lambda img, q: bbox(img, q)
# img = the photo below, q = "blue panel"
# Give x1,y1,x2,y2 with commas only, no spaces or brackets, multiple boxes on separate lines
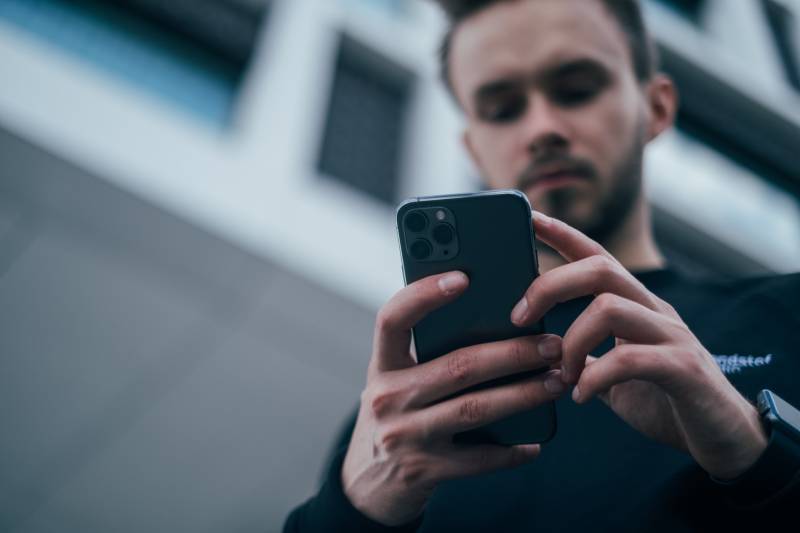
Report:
0,0,241,127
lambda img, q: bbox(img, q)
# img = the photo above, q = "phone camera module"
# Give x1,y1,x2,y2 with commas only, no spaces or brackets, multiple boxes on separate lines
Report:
410,239,432,260
432,223,455,245
404,211,428,233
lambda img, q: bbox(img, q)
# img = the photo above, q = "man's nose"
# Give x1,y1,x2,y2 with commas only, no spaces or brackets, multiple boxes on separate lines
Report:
521,92,570,157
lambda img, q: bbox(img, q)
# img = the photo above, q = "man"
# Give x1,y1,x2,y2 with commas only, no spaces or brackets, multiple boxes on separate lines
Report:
284,0,800,530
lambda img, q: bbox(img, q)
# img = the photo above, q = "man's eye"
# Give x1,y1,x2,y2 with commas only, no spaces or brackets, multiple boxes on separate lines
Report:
551,81,605,107
479,94,527,123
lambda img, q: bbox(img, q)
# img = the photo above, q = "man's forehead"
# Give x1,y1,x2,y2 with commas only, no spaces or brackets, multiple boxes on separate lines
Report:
449,0,631,103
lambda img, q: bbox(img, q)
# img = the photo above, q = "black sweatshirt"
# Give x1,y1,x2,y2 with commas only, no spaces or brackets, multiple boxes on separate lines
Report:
284,268,800,532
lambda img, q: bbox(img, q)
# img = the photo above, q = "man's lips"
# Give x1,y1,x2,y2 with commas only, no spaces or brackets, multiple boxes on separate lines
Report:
525,169,589,192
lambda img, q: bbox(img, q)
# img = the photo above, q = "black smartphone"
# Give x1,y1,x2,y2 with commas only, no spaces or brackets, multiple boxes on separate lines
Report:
396,189,556,445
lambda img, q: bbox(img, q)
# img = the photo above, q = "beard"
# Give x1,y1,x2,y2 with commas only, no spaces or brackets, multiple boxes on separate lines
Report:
516,126,645,246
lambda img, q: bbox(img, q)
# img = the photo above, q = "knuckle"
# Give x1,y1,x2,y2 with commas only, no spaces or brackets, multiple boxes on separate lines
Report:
447,350,476,384
666,315,690,339
507,338,530,369
397,455,430,489
458,397,487,426
376,423,409,454
614,345,639,371
374,307,398,336
364,381,405,419
673,345,703,373
587,254,614,275
586,255,620,288
592,292,622,317
646,291,673,314
370,392,395,419
660,299,679,317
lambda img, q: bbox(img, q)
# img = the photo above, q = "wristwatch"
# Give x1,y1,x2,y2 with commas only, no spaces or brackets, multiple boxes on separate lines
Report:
710,389,800,508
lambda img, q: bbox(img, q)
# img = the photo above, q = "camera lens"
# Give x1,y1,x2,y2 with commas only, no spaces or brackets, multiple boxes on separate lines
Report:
410,239,432,260
404,211,428,233
432,223,454,245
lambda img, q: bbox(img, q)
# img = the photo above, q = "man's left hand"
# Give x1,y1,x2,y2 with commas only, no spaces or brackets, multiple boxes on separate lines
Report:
511,211,768,480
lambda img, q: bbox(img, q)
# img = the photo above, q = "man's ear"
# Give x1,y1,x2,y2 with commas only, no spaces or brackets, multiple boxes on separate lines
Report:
462,128,487,178
645,74,678,142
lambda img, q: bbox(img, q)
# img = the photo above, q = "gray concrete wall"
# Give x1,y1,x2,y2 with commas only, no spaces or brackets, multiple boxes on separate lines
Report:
0,128,369,532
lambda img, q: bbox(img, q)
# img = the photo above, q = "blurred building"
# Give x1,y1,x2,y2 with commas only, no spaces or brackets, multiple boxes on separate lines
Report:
0,0,798,531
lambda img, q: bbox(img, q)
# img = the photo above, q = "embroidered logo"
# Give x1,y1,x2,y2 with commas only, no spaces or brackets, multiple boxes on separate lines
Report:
712,354,773,375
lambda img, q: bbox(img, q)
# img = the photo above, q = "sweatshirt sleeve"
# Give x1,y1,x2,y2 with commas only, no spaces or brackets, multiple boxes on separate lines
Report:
708,425,800,510
283,409,425,533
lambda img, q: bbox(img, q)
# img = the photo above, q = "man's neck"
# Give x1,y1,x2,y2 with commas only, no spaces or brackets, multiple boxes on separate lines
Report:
538,196,666,274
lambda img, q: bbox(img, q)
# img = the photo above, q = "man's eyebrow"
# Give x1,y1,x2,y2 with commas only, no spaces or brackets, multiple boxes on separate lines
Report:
472,58,611,103
544,58,610,80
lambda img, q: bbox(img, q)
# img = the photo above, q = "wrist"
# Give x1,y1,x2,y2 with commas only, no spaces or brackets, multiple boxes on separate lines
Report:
709,389,800,508
334,448,425,531
707,400,769,481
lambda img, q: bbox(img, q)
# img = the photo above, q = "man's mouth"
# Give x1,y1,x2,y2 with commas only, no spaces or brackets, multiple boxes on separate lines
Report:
524,167,590,193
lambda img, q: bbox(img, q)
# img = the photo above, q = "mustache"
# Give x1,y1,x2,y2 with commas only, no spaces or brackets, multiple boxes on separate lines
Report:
515,155,597,190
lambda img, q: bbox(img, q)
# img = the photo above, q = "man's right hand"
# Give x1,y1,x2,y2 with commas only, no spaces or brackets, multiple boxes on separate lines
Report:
341,271,565,527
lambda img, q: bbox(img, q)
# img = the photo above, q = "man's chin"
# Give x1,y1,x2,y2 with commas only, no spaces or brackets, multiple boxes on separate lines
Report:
523,187,590,219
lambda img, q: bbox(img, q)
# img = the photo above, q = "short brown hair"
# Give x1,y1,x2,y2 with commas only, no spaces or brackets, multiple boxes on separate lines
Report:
433,0,659,100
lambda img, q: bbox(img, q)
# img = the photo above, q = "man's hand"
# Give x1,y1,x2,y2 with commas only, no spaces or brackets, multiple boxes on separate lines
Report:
341,271,566,526
511,211,768,480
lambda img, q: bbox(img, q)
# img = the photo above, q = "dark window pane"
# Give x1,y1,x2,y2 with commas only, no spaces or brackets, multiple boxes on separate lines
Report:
318,37,414,204
762,0,800,92
653,0,705,22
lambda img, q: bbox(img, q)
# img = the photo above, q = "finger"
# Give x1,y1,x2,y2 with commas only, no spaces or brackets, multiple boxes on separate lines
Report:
572,344,674,404
583,355,610,405
560,293,678,383
434,442,541,481
532,210,611,263
419,370,565,439
511,254,662,327
371,271,469,374
405,334,563,407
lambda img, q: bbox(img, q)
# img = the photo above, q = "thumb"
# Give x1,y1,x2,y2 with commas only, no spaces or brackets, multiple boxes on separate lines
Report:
370,271,469,375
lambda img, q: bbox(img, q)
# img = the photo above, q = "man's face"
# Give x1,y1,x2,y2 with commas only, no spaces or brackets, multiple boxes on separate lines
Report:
450,0,652,243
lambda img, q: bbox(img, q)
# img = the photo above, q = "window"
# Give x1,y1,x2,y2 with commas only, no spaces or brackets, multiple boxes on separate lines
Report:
317,37,414,204
762,0,800,92
652,0,706,23
0,0,267,126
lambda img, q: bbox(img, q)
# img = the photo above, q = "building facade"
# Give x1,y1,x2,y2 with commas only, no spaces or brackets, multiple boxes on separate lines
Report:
0,1,798,531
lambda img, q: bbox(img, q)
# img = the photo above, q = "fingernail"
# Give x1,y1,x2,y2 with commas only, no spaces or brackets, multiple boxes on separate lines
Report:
572,385,581,403
438,272,466,295
511,297,528,324
538,337,561,362
544,372,565,394
561,364,570,384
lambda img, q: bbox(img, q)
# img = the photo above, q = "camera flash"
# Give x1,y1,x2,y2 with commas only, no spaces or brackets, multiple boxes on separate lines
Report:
436,210,446,221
